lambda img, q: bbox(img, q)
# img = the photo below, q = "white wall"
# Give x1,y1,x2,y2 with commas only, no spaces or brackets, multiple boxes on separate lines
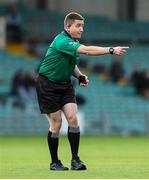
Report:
136,0,149,20
0,17,6,48
48,0,118,20
2,0,149,21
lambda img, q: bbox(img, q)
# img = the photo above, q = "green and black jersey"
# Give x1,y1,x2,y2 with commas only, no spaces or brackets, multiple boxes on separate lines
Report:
39,31,81,83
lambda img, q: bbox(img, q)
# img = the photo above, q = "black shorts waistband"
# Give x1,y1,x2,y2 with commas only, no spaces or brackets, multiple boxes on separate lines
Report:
39,74,71,85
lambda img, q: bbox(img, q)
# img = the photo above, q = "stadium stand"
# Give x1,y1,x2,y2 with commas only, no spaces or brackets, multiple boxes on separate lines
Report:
0,45,149,135
19,10,149,42
0,7,149,135
0,6,149,42
76,74,149,135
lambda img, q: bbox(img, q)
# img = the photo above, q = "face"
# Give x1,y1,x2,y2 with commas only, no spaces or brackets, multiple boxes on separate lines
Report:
66,20,84,39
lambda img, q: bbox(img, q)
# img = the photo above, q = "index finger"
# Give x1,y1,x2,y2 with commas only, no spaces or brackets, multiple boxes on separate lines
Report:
122,46,129,49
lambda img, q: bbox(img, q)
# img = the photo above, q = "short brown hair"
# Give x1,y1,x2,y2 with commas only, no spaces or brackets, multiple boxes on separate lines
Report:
64,12,84,28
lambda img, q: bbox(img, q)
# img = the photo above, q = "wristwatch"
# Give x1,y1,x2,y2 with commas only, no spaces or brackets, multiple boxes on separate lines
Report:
109,47,114,55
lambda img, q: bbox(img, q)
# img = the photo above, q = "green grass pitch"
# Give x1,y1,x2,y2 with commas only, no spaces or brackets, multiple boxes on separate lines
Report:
0,136,148,179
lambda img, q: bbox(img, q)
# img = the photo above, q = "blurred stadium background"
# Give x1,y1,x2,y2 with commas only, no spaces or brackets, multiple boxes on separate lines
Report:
0,0,149,136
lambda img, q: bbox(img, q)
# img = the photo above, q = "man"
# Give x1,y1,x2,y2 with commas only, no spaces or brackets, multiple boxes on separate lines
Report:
36,12,129,171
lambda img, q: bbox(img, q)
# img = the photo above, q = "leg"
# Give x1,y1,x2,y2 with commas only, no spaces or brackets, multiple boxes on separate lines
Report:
62,103,80,159
36,75,68,170
62,103,86,170
46,110,62,164
45,111,68,170
46,110,62,133
62,102,78,128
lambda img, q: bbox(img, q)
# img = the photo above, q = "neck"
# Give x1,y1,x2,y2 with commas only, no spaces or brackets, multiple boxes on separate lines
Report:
64,29,77,41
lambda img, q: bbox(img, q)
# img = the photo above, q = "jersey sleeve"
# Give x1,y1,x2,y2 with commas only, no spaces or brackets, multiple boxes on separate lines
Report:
55,37,81,56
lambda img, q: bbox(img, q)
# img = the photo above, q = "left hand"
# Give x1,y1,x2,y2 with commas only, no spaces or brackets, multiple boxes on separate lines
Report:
78,74,89,87
114,46,129,56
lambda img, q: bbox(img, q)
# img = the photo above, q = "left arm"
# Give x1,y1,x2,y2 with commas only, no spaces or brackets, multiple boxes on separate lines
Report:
77,45,129,56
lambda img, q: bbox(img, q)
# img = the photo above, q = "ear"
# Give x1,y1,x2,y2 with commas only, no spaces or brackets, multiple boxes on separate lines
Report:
65,26,70,33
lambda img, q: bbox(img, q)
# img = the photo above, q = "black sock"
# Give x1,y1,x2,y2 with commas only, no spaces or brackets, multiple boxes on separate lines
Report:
47,131,59,163
68,126,80,160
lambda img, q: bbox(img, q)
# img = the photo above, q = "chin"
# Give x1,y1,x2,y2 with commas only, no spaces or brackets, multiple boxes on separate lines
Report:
77,35,81,39
72,35,81,39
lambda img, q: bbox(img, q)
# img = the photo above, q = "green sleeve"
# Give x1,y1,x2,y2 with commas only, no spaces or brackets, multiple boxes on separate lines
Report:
55,37,81,56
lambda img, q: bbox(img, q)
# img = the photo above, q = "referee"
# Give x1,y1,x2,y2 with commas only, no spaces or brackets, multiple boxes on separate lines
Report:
36,12,128,171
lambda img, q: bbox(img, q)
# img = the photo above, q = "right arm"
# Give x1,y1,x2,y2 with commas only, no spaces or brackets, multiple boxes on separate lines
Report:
77,45,129,56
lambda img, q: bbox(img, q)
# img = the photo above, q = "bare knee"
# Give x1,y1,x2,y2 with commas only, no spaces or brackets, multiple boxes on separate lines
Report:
46,113,62,133
50,118,62,133
67,114,78,127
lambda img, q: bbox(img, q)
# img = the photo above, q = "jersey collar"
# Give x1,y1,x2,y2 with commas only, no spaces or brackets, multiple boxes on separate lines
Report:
63,30,78,41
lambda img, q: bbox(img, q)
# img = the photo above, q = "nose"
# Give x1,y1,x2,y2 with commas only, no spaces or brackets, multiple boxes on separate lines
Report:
80,26,83,32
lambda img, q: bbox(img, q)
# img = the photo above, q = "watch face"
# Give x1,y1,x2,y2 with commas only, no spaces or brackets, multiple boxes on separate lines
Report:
110,48,114,54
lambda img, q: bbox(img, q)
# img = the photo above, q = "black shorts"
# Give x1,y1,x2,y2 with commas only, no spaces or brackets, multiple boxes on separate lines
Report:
36,75,76,114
